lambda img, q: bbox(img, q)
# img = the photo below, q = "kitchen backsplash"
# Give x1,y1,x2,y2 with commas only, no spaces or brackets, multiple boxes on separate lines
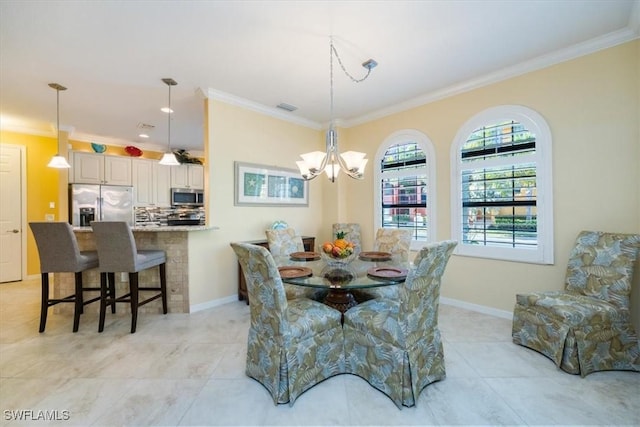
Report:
135,206,205,226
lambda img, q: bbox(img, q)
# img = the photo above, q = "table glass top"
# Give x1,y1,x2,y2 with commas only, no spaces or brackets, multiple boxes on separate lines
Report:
275,254,410,290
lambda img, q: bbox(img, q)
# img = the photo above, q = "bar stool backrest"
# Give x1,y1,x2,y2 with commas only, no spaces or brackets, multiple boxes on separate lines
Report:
29,222,90,273
91,221,138,272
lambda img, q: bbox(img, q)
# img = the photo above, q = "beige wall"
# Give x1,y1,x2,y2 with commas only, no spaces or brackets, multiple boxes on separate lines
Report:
189,41,639,333
344,41,640,328
187,100,328,307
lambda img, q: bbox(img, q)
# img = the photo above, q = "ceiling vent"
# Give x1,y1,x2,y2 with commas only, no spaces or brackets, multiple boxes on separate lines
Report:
137,122,155,130
276,103,297,112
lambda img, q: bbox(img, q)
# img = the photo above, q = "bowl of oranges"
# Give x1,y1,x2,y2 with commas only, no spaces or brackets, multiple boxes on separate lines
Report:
321,231,356,265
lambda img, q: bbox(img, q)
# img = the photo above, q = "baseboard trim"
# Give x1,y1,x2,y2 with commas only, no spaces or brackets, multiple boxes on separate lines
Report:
190,295,240,313
189,294,513,320
440,296,513,320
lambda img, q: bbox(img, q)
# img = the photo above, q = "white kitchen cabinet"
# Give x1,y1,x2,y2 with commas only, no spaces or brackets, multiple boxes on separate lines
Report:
131,158,171,207
71,152,132,185
170,164,204,189
154,163,172,206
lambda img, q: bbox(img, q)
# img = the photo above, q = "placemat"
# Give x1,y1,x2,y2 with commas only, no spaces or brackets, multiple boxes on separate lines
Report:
359,251,392,261
278,266,313,279
289,251,321,261
367,266,407,281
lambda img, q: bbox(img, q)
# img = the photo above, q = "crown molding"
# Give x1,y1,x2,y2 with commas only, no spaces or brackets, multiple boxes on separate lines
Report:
70,131,205,158
1,124,53,138
344,25,640,128
1,123,204,157
201,88,323,131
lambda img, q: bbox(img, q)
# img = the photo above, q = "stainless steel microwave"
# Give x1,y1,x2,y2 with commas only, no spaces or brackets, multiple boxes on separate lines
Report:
171,188,204,207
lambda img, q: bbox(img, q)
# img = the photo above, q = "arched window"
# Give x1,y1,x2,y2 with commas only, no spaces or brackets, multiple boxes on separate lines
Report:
374,130,436,249
451,105,554,264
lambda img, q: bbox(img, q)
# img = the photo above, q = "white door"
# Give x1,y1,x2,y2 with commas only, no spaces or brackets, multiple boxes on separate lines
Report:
0,145,23,282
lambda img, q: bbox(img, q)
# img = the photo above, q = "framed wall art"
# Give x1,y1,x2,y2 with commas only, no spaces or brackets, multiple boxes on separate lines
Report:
234,161,309,206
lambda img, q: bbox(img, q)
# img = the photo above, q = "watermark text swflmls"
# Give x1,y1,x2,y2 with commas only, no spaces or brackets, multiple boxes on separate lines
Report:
4,409,70,421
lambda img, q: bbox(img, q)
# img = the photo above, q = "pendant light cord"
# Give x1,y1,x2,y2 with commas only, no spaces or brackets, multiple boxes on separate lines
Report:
167,83,172,152
330,39,373,84
328,36,374,128
56,87,60,142
330,37,334,129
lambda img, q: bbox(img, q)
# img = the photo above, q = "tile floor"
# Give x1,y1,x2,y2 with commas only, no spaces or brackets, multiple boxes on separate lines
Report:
0,278,638,426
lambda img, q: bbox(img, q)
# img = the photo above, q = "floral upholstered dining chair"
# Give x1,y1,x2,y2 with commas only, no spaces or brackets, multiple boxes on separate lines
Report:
343,240,457,408
332,223,362,255
265,227,304,258
230,242,345,405
512,230,640,376
373,228,412,262
264,227,319,300
357,228,414,301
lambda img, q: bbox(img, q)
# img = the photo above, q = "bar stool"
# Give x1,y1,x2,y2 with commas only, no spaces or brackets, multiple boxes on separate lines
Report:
91,221,168,333
29,222,103,332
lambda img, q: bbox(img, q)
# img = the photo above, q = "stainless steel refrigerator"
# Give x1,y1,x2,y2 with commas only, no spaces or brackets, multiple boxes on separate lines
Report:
69,184,134,226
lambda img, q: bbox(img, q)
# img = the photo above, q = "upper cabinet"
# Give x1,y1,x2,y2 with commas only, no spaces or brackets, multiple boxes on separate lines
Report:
71,152,132,186
170,164,204,189
131,158,171,207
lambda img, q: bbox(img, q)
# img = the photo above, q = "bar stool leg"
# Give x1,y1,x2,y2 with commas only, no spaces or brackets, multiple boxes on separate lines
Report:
160,263,168,314
39,273,49,333
73,272,83,332
108,272,116,313
99,272,108,333
129,272,139,333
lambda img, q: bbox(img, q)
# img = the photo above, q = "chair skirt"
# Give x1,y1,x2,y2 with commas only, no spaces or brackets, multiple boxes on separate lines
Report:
512,303,640,376
343,313,446,408
246,299,345,405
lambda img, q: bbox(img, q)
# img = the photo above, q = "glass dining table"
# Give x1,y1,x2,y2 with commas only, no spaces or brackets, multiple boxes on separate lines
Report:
274,251,409,314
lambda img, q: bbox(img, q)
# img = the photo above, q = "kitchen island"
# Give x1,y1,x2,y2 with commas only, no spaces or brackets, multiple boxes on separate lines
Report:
54,225,215,315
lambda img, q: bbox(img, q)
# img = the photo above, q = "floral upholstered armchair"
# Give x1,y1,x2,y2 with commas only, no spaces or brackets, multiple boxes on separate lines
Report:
343,240,457,408
512,231,640,376
230,242,345,405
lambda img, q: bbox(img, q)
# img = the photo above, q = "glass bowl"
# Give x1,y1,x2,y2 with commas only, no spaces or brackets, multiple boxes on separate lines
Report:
321,250,356,267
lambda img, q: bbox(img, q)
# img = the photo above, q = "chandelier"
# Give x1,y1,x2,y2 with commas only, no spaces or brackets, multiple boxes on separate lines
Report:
296,37,377,182
47,83,71,168
159,78,181,166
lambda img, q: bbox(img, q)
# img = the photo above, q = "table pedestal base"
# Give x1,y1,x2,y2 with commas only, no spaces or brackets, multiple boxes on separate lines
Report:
323,289,357,314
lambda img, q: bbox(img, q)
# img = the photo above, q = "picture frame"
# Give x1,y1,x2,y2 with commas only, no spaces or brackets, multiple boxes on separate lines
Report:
234,161,309,207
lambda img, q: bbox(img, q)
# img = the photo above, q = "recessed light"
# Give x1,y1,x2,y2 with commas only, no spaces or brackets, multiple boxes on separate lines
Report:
139,134,149,138
161,107,173,113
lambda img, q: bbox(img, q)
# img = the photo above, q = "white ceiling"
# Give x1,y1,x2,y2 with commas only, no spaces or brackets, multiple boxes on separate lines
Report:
1,1,638,154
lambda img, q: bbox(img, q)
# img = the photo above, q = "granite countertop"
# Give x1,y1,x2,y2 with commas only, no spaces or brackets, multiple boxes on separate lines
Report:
73,225,217,232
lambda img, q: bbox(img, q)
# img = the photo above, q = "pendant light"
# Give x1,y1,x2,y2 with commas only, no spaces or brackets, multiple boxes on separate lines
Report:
296,37,376,182
159,78,180,166
47,83,71,168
